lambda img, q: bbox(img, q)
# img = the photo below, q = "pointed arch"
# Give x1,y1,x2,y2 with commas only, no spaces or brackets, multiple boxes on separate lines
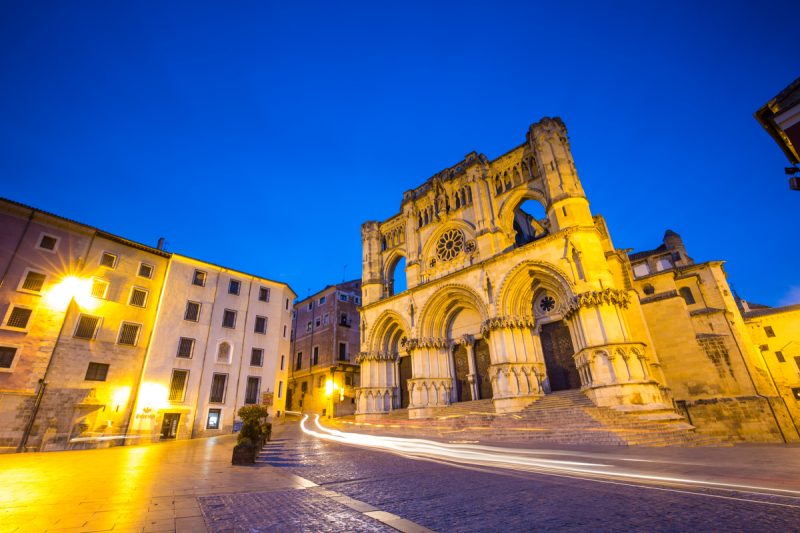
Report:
496,261,576,318
496,188,549,244
367,310,411,354
417,284,489,338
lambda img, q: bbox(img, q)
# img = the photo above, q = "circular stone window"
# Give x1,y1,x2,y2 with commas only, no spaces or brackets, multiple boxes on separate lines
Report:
436,229,465,262
539,295,556,313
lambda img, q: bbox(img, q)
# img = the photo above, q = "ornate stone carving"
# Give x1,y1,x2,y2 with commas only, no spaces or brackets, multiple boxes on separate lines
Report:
355,351,398,364
565,288,631,318
480,315,536,337
401,337,451,350
454,334,474,346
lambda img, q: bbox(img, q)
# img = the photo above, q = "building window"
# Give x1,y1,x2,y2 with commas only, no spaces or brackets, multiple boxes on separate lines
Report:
317,376,324,388
764,326,776,338
323,314,329,325
280,354,285,370
251,348,264,367
679,287,696,305
0,346,18,369
340,313,350,327
184,301,201,322
19,270,46,293
206,408,221,429
307,301,314,311
642,284,655,296
301,381,308,393
74,314,101,339
345,374,353,387
85,362,109,381
315,317,321,328
217,342,232,364
339,293,348,302
259,287,270,302
283,324,287,338
312,346,319,366
222,309,237,329
100,252,117,269
632,263,650,278
254,315,268,334
655,257,673,272
776,351,786,363
339,342,347,361
129,287,148,307
37,233,59,251
228,279,241,295
277,380,283,398
209,374,227,403
117,322,141,346
5,306,32,330
319,296,327,305
137,262,154,278
192,270,207,286
169,369,189,401
91,278,109,299
245,377,260,404
306,321,312,332
296,352,303,370
355,296,360,305
177,337,195,358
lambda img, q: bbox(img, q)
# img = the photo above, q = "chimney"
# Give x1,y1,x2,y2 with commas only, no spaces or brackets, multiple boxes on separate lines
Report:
157,237,165,250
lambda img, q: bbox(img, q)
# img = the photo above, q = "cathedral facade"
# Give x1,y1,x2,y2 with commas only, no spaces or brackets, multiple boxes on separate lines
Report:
356,118,800,442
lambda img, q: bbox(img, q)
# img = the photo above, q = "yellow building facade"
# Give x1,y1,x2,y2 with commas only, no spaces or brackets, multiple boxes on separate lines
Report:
356,118,800,442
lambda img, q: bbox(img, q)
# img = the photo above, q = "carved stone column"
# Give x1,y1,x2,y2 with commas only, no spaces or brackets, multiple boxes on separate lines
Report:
354,350,398,421
401,337,453,419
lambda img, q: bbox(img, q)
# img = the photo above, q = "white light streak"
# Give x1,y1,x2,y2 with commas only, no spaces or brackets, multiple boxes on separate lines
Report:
300,415,800,499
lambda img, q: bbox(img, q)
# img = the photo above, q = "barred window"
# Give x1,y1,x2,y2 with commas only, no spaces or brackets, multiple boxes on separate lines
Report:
117,323,141,346
192,270,206,286
245,377,260,405
91,279,109,299
228,279,241,295
254,315,267,334
138,263,153,278
764,326,776,338
259,287,270,302
209,373,227,403
312,346,319,366
74,315,101,339
0,346,17,369
6,307,32,329
177,337,195,358
169,370,189,402
222,309,237,329
100,252,117,268
129,287,148,307
184,301,201,321
21,271,46,292
251,348,264,367
38,234,58,251
85,362,109,381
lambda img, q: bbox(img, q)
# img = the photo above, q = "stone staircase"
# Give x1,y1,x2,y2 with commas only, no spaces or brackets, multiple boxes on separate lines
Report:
344,390,722,447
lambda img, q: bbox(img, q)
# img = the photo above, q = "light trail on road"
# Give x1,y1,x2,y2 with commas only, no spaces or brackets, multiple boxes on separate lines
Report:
299,414,800,504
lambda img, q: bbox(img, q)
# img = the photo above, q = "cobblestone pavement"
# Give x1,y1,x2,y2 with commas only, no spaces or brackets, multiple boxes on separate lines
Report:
263,420,800,532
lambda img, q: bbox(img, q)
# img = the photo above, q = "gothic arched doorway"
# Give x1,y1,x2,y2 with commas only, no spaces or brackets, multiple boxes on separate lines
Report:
474,339,492,399
398,355,412,408
540,320,580,391
453,345,472,402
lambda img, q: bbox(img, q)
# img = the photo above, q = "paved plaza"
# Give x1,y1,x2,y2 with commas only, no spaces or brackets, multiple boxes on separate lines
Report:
1,419,799,532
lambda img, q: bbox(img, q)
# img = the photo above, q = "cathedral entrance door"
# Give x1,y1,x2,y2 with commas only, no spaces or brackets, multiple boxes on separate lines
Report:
453,345,472,402
398,355,412,408
540,320,580,391
474,339,493,400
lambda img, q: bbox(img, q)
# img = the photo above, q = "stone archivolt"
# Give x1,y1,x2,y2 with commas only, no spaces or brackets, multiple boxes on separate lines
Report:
564,288,631,319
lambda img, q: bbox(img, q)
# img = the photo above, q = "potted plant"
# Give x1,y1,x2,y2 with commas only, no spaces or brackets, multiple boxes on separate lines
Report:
232,405,271,465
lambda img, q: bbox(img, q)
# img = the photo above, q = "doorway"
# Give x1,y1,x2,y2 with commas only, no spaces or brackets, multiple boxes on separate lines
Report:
474,339,493,400
160,413,180,439
398,355,412,408
540,320,580,391
453,345,472,402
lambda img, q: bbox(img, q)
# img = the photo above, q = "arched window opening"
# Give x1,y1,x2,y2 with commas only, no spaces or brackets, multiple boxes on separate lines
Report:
679,287,696,305
387,256,407,296
513,199,547,247
217,342,231,363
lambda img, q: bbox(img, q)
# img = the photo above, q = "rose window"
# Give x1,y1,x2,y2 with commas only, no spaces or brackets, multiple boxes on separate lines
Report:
539,295,556,312
436,229,465,262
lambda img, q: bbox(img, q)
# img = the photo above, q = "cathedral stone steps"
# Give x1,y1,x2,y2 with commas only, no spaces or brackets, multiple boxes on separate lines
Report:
345,389,724,447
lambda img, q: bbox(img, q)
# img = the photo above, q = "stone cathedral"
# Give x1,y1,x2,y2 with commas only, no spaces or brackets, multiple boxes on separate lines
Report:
355,118,800,442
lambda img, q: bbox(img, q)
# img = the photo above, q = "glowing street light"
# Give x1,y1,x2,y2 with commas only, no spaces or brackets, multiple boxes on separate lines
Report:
43,275,94,311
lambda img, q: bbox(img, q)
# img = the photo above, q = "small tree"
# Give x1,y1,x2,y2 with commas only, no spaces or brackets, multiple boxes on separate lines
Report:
232,404,271,465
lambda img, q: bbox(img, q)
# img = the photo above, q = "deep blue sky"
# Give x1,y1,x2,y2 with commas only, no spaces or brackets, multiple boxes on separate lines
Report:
1,1,798,305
